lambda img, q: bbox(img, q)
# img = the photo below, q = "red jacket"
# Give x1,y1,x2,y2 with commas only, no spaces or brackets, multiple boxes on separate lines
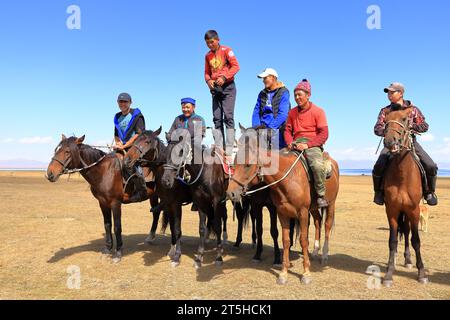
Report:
204,45,240,83
284,102,329,148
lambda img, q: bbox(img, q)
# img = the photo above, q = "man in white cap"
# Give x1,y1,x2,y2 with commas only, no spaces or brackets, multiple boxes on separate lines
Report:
372,82,438,206
252,68,290,149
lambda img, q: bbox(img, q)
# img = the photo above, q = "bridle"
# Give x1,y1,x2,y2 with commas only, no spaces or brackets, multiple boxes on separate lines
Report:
51,145,106,175
384,119,413,151
163,140,204,186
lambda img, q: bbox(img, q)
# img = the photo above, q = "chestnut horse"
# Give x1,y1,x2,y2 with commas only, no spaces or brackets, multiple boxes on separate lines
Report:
46,134,161,262
227,125,339,284
381,108,428,286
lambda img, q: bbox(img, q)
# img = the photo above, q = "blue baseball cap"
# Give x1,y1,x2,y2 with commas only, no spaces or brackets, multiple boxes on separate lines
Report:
117,92,132,102
181,97,196,105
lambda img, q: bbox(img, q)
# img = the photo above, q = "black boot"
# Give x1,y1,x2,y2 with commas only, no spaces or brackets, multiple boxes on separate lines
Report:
372,174,384,206
129,176,149,203
424,175,438,206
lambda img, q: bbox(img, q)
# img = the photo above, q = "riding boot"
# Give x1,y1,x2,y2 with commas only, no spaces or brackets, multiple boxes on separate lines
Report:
372,174,384,206
129,175,149,203
424,175,438,206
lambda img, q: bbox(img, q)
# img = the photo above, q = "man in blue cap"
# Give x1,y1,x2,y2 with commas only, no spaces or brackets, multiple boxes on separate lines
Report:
113,92,148,203
168,97,206,142
168,98,206,212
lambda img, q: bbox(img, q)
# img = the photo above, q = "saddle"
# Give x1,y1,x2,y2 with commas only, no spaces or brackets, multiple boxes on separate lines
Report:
288,149,333,183
212,146,235,176
114,151,155,191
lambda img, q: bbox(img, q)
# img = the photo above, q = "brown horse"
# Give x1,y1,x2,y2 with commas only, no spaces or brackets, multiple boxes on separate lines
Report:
46,134,160,262
227,125,339,284
381,108,428,286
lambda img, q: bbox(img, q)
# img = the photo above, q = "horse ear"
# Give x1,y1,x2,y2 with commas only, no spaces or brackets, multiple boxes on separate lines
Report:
76,135,85,145
165,132,171,142
239,123,246,133
61,134,67,141
154,126,162,136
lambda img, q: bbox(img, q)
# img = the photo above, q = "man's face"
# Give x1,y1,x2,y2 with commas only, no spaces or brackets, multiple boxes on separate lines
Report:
118,100,131,114
295,90,310,107
387,90,403,104
182,103,195,117
263,75,276,89
206,38,220,51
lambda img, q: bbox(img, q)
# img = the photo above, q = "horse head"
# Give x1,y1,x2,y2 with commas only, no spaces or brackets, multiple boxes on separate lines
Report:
383,108,413,154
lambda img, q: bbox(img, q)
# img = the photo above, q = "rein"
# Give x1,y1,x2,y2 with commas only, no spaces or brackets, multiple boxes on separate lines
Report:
51,149,107,175
230,150,304,196
163,142,205,186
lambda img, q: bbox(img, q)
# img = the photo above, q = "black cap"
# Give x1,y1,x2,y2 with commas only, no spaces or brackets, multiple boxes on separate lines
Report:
117,92,132,102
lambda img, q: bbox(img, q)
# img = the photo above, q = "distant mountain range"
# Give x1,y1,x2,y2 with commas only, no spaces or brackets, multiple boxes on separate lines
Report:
1,159,449,170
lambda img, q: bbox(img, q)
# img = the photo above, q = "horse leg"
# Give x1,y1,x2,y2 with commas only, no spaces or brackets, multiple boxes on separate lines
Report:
194,209,207,269
213,201,225,266
233,203,244,248
269,205,282,267
222,207,228,245
111,202,123,263
167,209,177,259
252,204,263,262
299,208,312,284
100,203,113,255
321,204,334,266
289,218,295,252
251,208,257,249
411,209,428,284
403,215,413,269
277,215,291,285
145,196,161,244
310,209,322,260
383,212,399,287
171,206,183,267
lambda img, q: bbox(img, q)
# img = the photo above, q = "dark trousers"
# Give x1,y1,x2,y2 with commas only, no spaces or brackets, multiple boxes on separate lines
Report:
212,81,236,148
373,140,438,177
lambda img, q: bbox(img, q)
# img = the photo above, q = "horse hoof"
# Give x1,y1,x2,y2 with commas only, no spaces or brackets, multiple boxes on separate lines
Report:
301,275,312,285
405,263,413,270
321,257,329,266
383,279,393,287
418,277,429,284
277,276,288,285
101,248,112,256
171,261,180,268
252,258,261,264
215,260,223,267
193,261,201,269
231,244,240,251
273,263,282,269
144,234,156,244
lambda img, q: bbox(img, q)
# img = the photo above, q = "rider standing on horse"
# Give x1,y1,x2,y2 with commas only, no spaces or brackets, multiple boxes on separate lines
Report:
284,79,330,208
113,92,148,203
252,68,290,149
372,82,438,206
204,30,240,158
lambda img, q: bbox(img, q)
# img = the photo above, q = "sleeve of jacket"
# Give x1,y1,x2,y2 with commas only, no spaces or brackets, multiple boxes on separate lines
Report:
204,55,211,82
223,48,240,81
252,95,262,127
135,117,145,134
411,106,429,133
374,108,386,137
268,90,290,129
283,111,294,146
307,126,329,148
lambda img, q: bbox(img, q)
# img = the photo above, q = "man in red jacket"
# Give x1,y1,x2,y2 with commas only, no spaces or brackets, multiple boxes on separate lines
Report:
204,30,240,155
284,79,329,208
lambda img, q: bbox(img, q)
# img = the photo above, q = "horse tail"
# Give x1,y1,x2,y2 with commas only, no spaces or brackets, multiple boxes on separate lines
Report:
397,212,406,242
241,199,251,229
160,210,170,234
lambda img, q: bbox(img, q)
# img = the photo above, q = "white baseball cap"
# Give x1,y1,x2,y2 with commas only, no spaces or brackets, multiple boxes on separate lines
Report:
257,68,279,79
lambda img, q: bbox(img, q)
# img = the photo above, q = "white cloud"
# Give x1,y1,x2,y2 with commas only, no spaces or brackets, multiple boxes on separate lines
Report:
18,136,53,144
444,137,450,143
0,138,14,144
418,133,435,142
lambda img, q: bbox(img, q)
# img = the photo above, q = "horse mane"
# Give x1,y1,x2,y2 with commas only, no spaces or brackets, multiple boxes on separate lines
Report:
56,136,106,165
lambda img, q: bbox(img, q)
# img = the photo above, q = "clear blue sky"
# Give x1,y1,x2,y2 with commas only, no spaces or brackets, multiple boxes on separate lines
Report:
1,0,449,167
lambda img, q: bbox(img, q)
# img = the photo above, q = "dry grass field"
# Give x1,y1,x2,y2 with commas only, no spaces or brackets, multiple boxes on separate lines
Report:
0,171,449,299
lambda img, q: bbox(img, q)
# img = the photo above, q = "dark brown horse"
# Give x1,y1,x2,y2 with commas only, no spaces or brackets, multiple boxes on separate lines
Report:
381,108,428,286
124,128,193,267
227,125,340,284
46,134,161,262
